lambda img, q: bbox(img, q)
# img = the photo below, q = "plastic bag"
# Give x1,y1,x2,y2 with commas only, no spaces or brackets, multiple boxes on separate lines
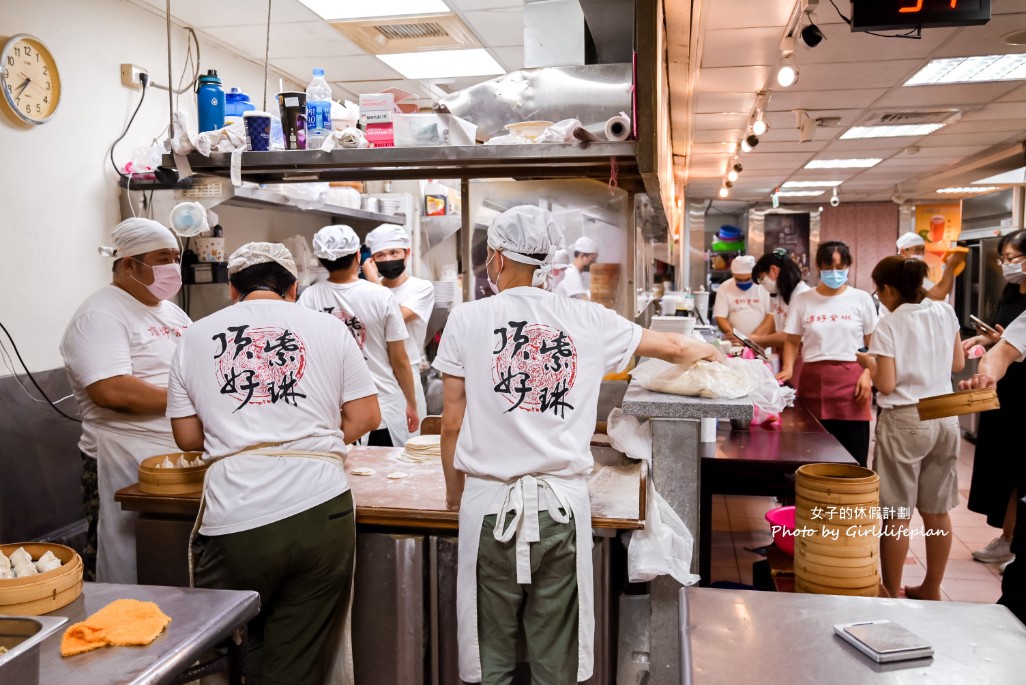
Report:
606,409,701,586
534,118,582,143
727,357,795,422
630,358,751,399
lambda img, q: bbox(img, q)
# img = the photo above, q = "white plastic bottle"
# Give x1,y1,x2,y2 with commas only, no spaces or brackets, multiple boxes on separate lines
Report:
306,67,333,150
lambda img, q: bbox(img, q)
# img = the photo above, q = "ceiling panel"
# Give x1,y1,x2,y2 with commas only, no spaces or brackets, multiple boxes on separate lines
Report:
134,0,315,28
797,24,957,65
273,55,402,83
739,152,817,168
695,66,773,93
784,60,923,91
204,22,364,60
700,27,781,68
464,7,524,47
492,45,524,72
873,82,1023,108
996,82,1026,102
746,139,829,153
690,142,743,154
693,129,743,144
917,131,1022,148
962,102,1026,120
932,12,1026,57
452,0,523,10
692,112,750,130
694,92,758,113
704,0,794,31
942,118,1026,134
766,88,888,111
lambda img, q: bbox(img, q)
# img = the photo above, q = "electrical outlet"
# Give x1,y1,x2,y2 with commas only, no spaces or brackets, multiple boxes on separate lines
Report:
120,64,149,89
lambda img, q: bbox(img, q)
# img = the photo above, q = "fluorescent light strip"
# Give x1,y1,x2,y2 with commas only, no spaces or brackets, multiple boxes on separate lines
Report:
905,54,1026,86
804,158,882,169
840,124,944,139
377,49,505,80
775,190,825,197
296,0,450,20
936,186,1001,194
782,180,844,188
974,167,1026,185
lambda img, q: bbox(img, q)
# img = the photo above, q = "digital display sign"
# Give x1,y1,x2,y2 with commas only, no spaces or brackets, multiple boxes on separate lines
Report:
851,0,991,32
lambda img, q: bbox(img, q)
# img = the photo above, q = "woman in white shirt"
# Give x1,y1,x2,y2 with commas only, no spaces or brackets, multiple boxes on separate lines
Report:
779,241,877,466
749,248,811,359
857,256,965,600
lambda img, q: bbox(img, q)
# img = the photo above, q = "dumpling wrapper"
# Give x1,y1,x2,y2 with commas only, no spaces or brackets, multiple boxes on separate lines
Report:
37,557,63,574
175,455,190,468
10,547,31,567
160,457,175,469
0,566,12,579
13,560,38,578
386,471,410,480
35,550,59,572
189,456,203,467
350,467,375,476
0,551,11,573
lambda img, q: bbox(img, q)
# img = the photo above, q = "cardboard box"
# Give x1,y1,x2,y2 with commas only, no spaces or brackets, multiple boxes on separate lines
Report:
365,123,395,148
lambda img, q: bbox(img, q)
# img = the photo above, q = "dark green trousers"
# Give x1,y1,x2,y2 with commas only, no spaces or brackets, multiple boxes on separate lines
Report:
477,510,579,685
193,491,355,685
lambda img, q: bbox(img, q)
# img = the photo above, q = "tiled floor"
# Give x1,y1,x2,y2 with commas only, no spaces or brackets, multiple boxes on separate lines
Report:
709,437,1006,602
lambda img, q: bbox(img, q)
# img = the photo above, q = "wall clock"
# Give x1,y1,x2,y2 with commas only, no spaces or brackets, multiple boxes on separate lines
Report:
1,33,61,125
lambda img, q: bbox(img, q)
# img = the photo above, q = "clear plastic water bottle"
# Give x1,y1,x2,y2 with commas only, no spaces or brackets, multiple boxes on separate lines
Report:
306,68,333,149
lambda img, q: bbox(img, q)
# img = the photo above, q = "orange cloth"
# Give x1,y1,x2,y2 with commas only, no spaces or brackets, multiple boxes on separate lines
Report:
61,599,171,657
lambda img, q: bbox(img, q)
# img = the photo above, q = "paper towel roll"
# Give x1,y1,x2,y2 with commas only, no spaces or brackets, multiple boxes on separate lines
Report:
604,113,631,142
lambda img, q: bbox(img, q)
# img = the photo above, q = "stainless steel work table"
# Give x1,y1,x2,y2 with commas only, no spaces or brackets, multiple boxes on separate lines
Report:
678,587,1026,684
39,582,259,684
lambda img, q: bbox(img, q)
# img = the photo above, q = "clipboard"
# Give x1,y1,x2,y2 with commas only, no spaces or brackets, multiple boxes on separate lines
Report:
732,328,770,361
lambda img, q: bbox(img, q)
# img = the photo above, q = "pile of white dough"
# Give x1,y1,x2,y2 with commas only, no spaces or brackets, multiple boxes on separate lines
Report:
399,435,442,463
154,455,203,469
0,547,62,579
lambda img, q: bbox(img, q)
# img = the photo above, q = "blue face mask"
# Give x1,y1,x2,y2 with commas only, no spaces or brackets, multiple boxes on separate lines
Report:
736,280,754,291
820,268,849,289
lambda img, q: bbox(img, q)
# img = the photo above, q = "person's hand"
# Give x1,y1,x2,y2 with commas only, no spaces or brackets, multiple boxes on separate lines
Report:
776,367,793,384
445,493,461,511
361,258,380,283
854,371,873,404
962,335,990,353
701,342,727,364
960,373,997,390
945,251,968,268
855,351,873,370
406,405,420,433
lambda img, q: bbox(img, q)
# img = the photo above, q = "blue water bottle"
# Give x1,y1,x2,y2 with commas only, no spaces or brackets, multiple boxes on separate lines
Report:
196,69,225,132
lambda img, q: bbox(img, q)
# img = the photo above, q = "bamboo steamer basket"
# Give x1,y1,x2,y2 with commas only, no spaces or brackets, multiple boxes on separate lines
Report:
796,463,879,494
0,543,83,615
794,513,881,543
798,545,878,567
138,452,208,495
917,388,999,420
797,568,879,589
796,537,880,560
794,484,878,506
794,557,878,579
794,578,879,597
794,501,880,527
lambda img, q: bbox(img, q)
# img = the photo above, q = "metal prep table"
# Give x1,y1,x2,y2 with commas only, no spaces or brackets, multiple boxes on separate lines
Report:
678,587,1026,684
39,582,259,684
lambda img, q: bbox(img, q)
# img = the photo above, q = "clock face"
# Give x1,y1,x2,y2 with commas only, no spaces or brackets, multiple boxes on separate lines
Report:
1,34,61,125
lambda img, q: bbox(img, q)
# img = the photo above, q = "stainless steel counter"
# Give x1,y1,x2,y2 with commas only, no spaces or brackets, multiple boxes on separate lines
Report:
679,587,1026,684
39,582,259,684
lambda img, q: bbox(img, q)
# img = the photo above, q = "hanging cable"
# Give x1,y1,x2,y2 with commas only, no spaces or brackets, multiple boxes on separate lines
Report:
166,0,174,144
828,0,922,39
263,0,273,111
150,27,201,96
0,321,81,422
109,76,149,179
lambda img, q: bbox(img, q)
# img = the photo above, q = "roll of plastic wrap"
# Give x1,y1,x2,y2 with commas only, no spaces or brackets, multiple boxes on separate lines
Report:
604,113,631,141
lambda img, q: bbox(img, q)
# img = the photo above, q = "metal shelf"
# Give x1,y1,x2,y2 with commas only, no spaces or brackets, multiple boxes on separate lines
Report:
164,142,642,189
227,185,404,225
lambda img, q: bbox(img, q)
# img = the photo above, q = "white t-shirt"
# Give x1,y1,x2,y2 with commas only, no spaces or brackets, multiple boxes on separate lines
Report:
712,278,771,335
167,299,377,536
388,276,435,365
1001,310,1026,362
432,286,642,480
60,285,191,457
298,280,408,397
784,287,878,363
869,299,958,408
554,264,588,299
769,281,811,333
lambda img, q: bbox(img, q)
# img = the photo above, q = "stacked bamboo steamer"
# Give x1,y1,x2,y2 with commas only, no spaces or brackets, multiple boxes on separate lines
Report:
588,263,621,310
0,543,83,615
793,463,880,597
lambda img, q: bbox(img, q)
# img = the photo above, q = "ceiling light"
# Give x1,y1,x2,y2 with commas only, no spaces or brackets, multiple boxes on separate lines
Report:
740,137,753,153
840,124,945,139
732,160,743,173
752,115,769,136
297,0,450,20
804,158,883,169
718,186,730,198
782,180,844,188
727,169,739,182
377,49,504,79
745,133,760,149
777,58,799,88
904,55,1026,86
973,167,1026,185
775,190,825,197
936,186,1001,194
799,23,826,48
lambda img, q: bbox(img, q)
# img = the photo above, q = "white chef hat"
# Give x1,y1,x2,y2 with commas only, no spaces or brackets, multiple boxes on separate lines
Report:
572,236,599,254
227,242,298,277
365,224,411,254
731,255,756,275
896,232,926,250
552,248,571,272
98,218,179,259
313,225,360,260
488,206,566,288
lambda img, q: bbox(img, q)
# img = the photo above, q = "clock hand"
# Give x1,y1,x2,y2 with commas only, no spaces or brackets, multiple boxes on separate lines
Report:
13,78,30,98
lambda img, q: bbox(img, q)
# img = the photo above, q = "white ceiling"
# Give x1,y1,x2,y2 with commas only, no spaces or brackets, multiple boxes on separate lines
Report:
132,0,1026,206
668,0,1026,204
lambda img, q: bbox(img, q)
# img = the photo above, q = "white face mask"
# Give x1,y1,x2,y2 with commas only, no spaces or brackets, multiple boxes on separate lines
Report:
761,277,778,294
1002,261,1026,284
910,254,925,261
486,252,503,294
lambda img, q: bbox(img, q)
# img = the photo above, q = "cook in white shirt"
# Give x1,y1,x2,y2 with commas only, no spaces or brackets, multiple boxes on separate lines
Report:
300,224,419,446
433,205,723,684
60,218,191,584
362,224,435,425
895,231,966,303
553,236,598,299
713,255,772,340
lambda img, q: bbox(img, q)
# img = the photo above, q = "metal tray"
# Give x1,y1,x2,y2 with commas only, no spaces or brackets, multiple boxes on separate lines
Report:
0,615,68,684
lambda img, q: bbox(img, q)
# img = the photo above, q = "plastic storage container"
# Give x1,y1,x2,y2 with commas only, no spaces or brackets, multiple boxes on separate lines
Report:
306,68,333,149
196,69,225,133
224,87,255,125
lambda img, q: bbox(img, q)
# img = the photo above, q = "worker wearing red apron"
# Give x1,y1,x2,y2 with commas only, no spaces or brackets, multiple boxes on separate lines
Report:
778,240,878,466
433,206,723,683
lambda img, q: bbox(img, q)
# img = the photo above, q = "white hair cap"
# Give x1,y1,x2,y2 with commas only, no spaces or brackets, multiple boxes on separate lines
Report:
228,242,298,277
552,249,571,272
365,224,411,254
98,218,178,259
487,206,565,287
573,236,599,254
313,225,360,260
731,255,756,275
896,232,926,250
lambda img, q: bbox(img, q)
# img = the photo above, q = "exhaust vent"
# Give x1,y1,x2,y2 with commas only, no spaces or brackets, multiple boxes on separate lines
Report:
864,109,962,126
332,14,479,55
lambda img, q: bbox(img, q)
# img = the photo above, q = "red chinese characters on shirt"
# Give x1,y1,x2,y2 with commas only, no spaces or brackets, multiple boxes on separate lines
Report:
491,321,578,418
320,306,366,350
805,313,854,325
148,325,187,338
211,325,308,412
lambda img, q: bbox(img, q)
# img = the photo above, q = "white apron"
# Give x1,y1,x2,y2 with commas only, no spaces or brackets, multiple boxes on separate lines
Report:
377,388,411,447
457,473,595,683
94,425,179,584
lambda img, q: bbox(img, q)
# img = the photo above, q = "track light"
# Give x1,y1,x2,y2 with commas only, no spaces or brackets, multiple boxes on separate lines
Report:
740,137,753,153
727,169,739,182
745,133,760,149
724,179,734,189
752,114,769,136
799,22,825,48
777,57,799,87
732,160,743,173
718,186,730,198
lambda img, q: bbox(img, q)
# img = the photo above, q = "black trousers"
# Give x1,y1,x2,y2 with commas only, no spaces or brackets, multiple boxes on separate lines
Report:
819,419,870,468
999,497,1026,625
366,428,393,447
